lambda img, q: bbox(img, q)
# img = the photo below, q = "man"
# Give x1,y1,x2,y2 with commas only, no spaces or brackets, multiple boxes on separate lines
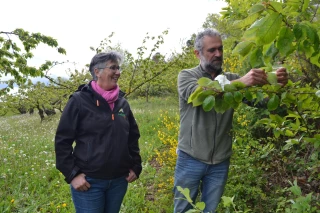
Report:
173,28,288,212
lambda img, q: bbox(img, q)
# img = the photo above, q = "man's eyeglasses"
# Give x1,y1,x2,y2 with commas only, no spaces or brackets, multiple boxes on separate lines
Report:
98,65,121,72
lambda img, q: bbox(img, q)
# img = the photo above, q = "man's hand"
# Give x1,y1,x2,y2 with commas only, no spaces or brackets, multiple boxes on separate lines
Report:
71,173,91,191
126,169,137,183
237,69,268,87
275,67,289,86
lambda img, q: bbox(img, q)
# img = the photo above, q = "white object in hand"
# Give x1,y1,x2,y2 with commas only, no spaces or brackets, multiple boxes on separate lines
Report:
215,75,230,90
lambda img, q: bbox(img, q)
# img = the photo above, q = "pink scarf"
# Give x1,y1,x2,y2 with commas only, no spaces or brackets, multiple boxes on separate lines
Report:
91,81,119,110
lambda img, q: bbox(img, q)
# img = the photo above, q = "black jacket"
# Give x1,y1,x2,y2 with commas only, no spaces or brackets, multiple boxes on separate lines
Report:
55,82,142,183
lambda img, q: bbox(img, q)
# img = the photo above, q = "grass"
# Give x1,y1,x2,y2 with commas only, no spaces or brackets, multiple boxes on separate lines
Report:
0,96,179,212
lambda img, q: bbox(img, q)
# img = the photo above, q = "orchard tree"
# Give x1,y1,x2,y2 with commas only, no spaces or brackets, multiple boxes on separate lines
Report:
0,28,66,94
91,30,184,101
186,0,320,211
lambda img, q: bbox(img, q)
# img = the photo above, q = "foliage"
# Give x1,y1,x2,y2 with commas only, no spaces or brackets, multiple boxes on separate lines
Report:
176,186,206,213
0,28,66,94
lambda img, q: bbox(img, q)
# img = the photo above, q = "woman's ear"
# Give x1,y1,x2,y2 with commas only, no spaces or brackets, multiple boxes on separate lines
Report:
94,68,100,78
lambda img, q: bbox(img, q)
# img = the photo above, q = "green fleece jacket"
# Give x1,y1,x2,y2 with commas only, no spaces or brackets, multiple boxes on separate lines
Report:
177,65,240,164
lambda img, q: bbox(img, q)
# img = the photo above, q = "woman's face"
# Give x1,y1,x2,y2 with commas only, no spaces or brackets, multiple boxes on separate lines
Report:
95,61,121,90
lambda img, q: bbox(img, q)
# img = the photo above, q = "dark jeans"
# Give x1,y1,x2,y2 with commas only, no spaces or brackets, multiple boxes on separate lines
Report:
173,150,230,213
71,176,128,213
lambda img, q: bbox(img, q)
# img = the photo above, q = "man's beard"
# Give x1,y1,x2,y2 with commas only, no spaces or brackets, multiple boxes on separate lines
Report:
201,55,223,76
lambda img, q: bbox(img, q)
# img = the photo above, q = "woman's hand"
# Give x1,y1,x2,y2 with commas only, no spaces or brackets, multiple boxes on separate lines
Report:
71,173,91,191
126,169,137,183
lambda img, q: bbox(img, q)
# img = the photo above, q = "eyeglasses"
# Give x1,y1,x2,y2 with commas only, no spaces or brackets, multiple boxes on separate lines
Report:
98,65,121,72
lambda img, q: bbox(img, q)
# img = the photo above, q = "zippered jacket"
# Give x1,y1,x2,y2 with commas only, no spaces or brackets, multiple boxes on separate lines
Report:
55,82,142,183
177,65,240,164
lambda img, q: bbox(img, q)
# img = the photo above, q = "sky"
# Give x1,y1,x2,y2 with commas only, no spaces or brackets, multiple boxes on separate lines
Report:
1,0,227,79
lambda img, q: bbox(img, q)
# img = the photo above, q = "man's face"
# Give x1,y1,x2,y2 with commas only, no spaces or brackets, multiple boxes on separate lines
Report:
196,35,223,76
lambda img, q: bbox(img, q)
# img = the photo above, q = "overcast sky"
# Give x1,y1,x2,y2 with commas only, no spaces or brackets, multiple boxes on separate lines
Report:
1,0,227,78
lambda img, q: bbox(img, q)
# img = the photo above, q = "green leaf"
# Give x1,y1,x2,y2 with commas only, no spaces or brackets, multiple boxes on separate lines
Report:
255,91,265,105
244,89,253,101
267,72,277,84
293,23,303,40
276,26,295,57
269,114,284,125
221,196,234,208
249,3,265,14
256,12,283,45
310,53,320,67
197,90,215,100
232,41,255,57
207,80,223,91
224,92,234,105
198,77,212,87
224,84,237,92
231,81,246,89
233,12,261,29
269,1,283,13
195,202,206,210
177,186,193,203
267,94,280,111
250,47,265,68
243,17,266,40
202,95,215,112
188,87,203,104
192,97,204,107
289,179,302,196
302,0,310,12
315,90,320,97
264,42,279,63
234,91,243,103
214,97,229,113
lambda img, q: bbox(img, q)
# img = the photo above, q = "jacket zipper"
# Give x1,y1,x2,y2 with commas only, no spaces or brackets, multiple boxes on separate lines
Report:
97,99,114,120
212,111,217,163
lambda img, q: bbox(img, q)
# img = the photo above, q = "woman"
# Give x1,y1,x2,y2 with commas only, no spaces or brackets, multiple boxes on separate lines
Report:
55,51,142,213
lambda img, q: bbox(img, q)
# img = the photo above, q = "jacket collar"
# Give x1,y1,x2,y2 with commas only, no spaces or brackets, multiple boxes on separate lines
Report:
76,81,126,98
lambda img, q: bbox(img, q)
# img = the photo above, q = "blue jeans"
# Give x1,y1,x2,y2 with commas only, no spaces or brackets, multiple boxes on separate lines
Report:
173,150,230,213
71,176,128,213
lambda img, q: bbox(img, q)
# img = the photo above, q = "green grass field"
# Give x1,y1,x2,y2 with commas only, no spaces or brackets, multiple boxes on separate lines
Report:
0,96,179,213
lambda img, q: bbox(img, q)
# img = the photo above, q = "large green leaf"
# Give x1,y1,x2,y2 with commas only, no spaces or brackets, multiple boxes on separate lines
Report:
267,94,280,111
276,26,295,57
214,97,230,113
302,0,310,12
249,3,265,14
231,81,246,89
243,17,266,40
202,95,215,112
233,12,261,29
232,41,255,57
223,92,234,105
207,80,223,91
293,23,303,40
198,77,212,87
267,72,277,85
244,89,253,101
256,12,283,45
188,87,203,103
197,90,215,102
264,42,279,64
224,84,237,92
250,47,265,68
269,1,283,13
234,91,243,103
